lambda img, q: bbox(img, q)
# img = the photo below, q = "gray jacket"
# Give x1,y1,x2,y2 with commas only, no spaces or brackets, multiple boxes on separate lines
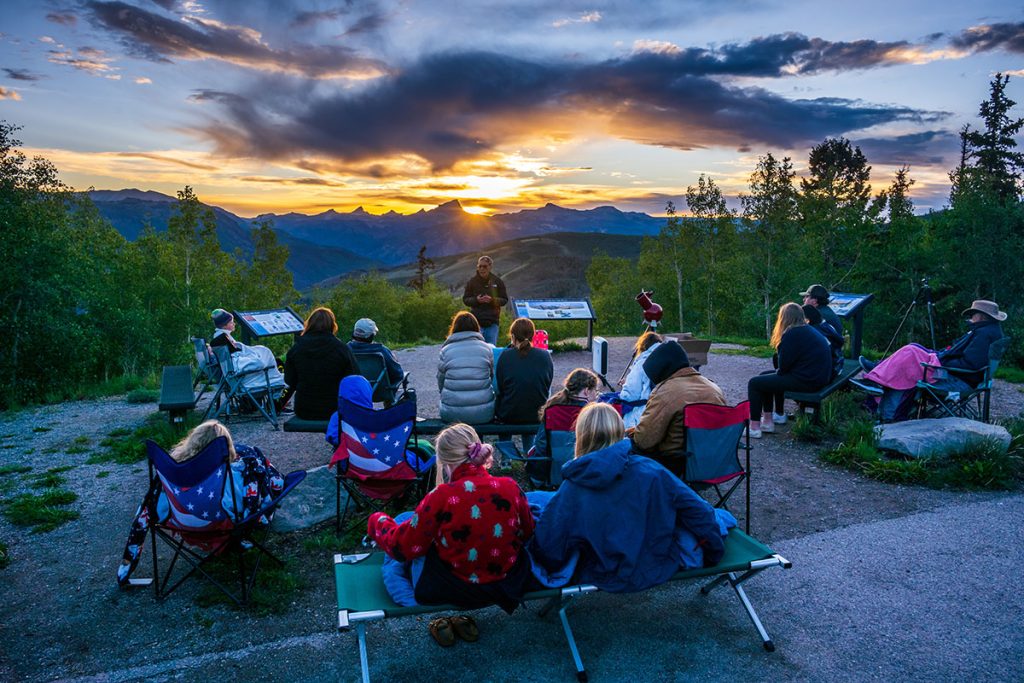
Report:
437,331,495,424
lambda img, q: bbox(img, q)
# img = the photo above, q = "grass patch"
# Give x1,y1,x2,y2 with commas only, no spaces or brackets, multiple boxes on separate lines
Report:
73,436,91,445
2,488,80,532
0,464,32,477
714,345,775,358
1,444,15,450
550,340,585,354
303,525,367,553
89,412,200,465
32,426,52,433
30,471,68,489
195,560,304,616
995,366,1024,384
65,445,90,455
39,373,160,406
107,427,133,438
95,470,110,479
0,540,8,570
126,388,160,404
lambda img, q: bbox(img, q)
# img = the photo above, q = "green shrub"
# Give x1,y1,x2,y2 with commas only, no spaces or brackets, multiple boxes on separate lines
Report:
90,412,199,464
126,388,160,404
2,488,80,533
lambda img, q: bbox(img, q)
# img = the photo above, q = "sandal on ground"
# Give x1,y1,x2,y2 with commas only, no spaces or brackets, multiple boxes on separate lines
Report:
428,617,457,647
449,615,480,642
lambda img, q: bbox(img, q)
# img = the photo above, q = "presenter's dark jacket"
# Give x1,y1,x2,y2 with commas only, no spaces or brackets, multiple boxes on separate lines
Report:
284,333,359,420
495,346,554,423
462,274,508,327
777,325,832,388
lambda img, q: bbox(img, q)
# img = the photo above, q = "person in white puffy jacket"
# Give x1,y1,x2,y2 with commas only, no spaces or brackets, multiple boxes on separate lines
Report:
618,332,663,429
437,312,496,424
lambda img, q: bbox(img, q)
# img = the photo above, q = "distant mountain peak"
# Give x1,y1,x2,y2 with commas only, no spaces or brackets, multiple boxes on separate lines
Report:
434,199,465,212
88,188,176,203
350,206,367,215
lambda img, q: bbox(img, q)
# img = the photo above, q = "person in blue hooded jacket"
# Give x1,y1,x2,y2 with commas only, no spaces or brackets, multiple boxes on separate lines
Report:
529,403,727,593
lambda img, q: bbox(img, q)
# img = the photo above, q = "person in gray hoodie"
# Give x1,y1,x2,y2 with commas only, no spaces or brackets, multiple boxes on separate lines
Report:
437,312,495,424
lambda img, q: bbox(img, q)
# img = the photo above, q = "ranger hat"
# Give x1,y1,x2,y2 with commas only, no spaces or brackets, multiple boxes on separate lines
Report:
961,300,1007,321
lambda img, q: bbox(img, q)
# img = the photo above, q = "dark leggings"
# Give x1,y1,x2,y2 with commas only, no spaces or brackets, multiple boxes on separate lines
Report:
747,371,818,420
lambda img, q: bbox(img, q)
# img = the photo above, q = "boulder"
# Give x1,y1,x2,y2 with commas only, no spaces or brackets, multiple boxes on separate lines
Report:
271,465,345,532
874,418,1011,460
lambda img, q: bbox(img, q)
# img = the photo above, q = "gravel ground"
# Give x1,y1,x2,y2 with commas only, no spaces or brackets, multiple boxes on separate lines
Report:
0,337,1021,682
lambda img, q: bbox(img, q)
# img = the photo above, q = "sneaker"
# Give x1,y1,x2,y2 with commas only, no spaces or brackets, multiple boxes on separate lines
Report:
772,412,787,425
859,355,877,373
746,424,763,439
759,418,775,434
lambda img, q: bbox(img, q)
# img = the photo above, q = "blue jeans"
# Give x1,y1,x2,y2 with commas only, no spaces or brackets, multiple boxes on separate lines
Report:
480,324,499,345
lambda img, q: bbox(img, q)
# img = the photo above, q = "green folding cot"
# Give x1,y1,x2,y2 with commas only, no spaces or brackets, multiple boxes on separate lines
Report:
333,528,791,682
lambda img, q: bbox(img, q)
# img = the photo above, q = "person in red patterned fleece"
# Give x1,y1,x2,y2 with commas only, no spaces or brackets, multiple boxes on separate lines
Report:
367,423,536,623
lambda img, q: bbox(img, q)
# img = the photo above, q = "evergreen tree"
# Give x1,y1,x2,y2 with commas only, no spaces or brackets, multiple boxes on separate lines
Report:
962,73,1024,202
408,245,436,293
685,175,737,336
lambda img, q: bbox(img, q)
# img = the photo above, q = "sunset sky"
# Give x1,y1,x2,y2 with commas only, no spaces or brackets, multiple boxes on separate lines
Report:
0,1,1021,217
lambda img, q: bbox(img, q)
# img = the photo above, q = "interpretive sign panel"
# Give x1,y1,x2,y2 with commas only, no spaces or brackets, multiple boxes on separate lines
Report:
512,299,596,321
234,308,304,340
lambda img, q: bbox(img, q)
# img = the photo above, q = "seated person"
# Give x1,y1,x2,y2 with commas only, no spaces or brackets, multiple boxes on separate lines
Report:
326,375,434,472
629,340,726,465
858,300,1006,421
526,368,600,486
617,331,664,429
284,307,359,420
347,318,405,386
208,308,286,390
117,420,283,585
367,424,535,644
437,312,495,424
495,318,554,446
528,403,729,593
747,303,831,438
801,283,843,335
803,304,845,379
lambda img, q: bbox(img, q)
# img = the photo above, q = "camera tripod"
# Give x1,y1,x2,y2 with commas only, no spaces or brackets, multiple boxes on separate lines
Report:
882,278,937,357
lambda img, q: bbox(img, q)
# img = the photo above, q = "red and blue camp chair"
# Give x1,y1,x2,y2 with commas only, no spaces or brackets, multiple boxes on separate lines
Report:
525,403,585,489
682,401,752,533
138,437,305,605
331,396,433,531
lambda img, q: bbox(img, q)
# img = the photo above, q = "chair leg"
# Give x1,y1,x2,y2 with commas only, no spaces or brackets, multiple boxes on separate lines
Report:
356,622,371,683
728,571,775,652
557,597,588,682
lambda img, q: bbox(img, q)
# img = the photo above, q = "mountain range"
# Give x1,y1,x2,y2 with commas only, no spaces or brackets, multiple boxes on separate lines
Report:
88,190,667,288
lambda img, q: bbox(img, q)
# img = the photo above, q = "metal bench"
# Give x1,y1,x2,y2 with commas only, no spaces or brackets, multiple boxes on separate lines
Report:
784,359,862,422
157,365,197,426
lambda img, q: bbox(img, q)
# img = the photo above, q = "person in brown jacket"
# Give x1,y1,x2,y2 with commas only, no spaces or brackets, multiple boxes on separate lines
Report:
629,340,726,472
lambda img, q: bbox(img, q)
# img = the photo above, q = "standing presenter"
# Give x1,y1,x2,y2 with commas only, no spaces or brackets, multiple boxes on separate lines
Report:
463,255,508,345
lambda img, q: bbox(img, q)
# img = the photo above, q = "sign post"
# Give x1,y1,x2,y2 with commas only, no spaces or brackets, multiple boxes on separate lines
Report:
511,299,597,350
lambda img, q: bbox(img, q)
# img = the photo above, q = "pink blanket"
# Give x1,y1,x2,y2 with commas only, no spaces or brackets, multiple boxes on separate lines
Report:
864,345,939,390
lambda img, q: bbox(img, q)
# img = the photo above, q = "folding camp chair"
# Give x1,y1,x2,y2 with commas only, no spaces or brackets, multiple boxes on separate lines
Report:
191,337,217,405
521,403,585,489
137,438,306,605
331,395,433,531
916,337,1010,423
352,352,409,407
204,345,284,429
682,401,751,533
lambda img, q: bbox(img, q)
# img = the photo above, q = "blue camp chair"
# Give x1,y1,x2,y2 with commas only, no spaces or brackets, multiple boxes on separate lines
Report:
204,345,284,429
139,437,305,605
916,337,1011,423
682,401,752,533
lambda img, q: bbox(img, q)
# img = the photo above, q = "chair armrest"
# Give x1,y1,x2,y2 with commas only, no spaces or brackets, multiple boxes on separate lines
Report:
919,362,977,376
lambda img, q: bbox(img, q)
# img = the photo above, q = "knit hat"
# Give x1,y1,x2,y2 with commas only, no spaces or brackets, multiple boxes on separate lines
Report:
353,318,379,340
642,340,690,386
211,308,233,328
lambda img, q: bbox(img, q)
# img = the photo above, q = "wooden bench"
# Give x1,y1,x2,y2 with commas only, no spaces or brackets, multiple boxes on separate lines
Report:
784,359,862,422
282,416,540,439
158,365,197,426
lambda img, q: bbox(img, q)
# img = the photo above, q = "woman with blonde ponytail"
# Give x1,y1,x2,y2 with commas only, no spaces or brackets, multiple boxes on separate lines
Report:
368,424,536,643
495,318,553,437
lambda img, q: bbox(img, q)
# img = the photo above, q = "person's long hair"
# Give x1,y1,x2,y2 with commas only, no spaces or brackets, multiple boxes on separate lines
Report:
633,331,663,356
574,403,625,458
770,302,806,349
448,311,481,337
170,420,237,463
434,423,493,487
509,317,535,357
303,306,338,335
539,368,598,419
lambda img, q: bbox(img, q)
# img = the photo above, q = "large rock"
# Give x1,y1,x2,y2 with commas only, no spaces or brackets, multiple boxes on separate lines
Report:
875,418,1011,460
271,465,344,532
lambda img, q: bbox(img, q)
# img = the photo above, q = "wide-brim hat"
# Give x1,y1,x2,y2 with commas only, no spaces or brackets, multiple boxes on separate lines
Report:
961,300,1007,321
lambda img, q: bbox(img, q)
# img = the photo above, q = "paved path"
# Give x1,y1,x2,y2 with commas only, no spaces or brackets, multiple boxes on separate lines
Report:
59,493,1024,682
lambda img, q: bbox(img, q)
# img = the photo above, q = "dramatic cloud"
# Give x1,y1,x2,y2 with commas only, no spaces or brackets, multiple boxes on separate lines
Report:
46,12,78,26
47,46,119,75
950,22,1024,54
3,67,43,81
86,1,389,79
0,86,21,100
853,130,959,166
188,49,944,174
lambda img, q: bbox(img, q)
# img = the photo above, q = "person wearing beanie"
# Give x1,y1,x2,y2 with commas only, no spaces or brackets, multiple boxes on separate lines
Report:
347,317,405,386
208,308,286,391
629,340,726,468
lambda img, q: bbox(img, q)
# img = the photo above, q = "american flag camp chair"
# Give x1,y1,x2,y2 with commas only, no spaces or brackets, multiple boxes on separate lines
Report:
682,401,752,533
136,437,305,605
330,396,433,532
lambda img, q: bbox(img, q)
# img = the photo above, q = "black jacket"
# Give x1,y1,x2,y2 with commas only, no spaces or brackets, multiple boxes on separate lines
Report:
495,346,554,423
778,325,832,388
462,273,508,327
810,321,845,379
284,333,359,420
938,318,1003,386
